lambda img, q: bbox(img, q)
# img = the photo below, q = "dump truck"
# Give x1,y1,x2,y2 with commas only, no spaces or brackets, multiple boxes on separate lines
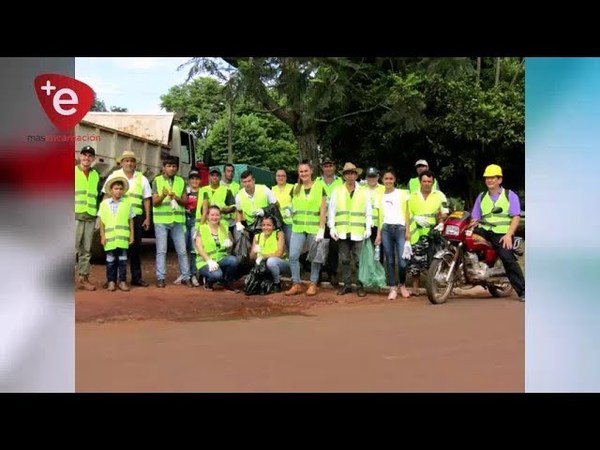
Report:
77,113,200,261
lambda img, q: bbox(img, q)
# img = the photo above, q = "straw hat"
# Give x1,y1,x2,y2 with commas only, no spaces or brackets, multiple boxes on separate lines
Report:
341,162,363,176
105,176,130,195
116,150,137,163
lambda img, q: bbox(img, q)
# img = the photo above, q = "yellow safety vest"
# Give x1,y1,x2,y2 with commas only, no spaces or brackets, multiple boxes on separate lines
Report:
109,169,145,216
479,189,512,234
273,183,294,225
408,190,444,244
75,166,99,216
237,185,269,223
153,175,185,224
291,180,324,235
98,198,131,251
332,184,368,236
257,230,287,260
196,223,229,270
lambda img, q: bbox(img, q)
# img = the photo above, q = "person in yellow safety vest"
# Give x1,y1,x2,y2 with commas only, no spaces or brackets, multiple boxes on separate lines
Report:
407,170,448,296
470,164,525,302
75,145,101,291
316,157,343,287
97,177,135,292
374,169,412,300
198,167,236,233
249,215,290,293
362,166,385,260
408,159,440,194
101,150,152,288
151,157,193,288
285,160,328,297
195,205,239,291
234,169,277,241
272,168,294,251
221,163,241,230
328,162,373,298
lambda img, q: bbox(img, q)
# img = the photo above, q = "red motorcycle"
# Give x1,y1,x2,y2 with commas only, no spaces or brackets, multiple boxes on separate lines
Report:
425,207,524,305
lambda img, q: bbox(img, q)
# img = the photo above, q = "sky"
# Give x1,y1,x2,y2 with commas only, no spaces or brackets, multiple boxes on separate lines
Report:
75,57,195,114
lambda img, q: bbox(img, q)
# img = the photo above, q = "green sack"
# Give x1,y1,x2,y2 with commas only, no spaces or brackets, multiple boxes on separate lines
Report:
358,239,387,289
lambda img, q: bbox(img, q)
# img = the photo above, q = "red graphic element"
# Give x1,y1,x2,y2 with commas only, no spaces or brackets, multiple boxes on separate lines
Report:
34,74,94,131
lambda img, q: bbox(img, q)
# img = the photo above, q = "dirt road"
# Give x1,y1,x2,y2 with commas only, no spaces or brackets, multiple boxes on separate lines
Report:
76,252,523,392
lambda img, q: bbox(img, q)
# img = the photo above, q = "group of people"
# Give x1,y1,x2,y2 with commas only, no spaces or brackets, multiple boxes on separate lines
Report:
75,148,525,302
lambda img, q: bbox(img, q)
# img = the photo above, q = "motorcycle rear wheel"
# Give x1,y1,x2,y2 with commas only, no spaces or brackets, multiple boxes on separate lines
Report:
426,257,456,305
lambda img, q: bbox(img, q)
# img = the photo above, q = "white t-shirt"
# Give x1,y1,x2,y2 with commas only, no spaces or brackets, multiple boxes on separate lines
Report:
381,189,407,226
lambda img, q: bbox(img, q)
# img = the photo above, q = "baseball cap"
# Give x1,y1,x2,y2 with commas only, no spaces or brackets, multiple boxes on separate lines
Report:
321,158,336,165
80,146,95,156
366,167,379,177
188,169,200,178
209,167,221,175
415,159,428,167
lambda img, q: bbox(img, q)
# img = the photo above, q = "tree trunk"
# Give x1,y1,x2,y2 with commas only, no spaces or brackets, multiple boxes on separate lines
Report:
476,57,481,85
296,132,319,166
227,102,233,164
495,57,501,87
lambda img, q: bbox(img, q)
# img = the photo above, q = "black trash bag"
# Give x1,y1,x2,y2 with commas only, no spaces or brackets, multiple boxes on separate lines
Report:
244,259,275,295
232,228,252,265
307,238,330,264
248,204,285,234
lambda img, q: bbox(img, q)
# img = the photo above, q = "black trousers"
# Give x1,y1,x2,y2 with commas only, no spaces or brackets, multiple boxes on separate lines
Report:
476,228,525,296
323,225,339,277
128,215,145,282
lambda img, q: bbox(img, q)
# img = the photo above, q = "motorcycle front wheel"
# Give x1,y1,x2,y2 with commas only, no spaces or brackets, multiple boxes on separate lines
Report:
426,256,456,305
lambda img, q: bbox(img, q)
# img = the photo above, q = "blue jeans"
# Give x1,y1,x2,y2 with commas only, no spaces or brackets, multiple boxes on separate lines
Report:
281,223,292,253
381,224,408,286
155,222,191,281
106,248,128,282
185,216,197,277
198,255,239,287
266,257,290,284
289,231,321,284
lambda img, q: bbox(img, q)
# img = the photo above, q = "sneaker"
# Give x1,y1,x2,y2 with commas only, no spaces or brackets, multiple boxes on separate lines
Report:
388,287,398,300
173,275,184,285
356,285,366,297
337,285,352,295
191,275,200,287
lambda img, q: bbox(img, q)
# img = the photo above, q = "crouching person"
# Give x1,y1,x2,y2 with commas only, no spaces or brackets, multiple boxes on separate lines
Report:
195,205,239,291
98,177,135,292
249,216,290,293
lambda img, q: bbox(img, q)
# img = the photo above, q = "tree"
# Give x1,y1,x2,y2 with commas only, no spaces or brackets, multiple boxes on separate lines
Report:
91,95,107,112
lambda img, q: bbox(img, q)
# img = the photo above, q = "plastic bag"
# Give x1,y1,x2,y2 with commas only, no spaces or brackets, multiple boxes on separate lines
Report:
232,228,252,265
248,204,285,234
244,259,275,295
307,238,330,264
358,239,386,289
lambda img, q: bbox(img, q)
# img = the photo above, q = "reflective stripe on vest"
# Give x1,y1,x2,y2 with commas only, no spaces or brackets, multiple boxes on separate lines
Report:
196,223,228,270
332,185,368,236
75,166,99,216
408,191,444,245
480,189,512,234
273,183,294,225
291,180,323,235
237,185,269,223
99,198,131,251
153,176,185,224
109,169,144,216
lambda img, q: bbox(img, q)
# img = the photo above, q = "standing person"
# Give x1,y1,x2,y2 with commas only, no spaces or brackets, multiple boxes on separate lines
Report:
249,216,290,293
316,158,343,286
285,160,327,297
98,177,135,291
183,169,202,287
234,170,277,242
272,168,294,251
363,167,385,254
374,169,411,300
328,162,372,297
407,170,448,296
471,164,525,302
408,159,440,194
198,167,236,231
221,163,241,233
75,145,101,291
152,157,192,288
102,150,152,288
195,205,238,290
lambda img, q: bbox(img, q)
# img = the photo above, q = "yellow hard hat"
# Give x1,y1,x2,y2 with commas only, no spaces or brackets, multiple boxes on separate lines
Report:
483,164,503,177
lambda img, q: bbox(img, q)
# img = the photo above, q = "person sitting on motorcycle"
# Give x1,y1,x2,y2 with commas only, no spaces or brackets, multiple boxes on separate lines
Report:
470,164,525,302
407,170,448,296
